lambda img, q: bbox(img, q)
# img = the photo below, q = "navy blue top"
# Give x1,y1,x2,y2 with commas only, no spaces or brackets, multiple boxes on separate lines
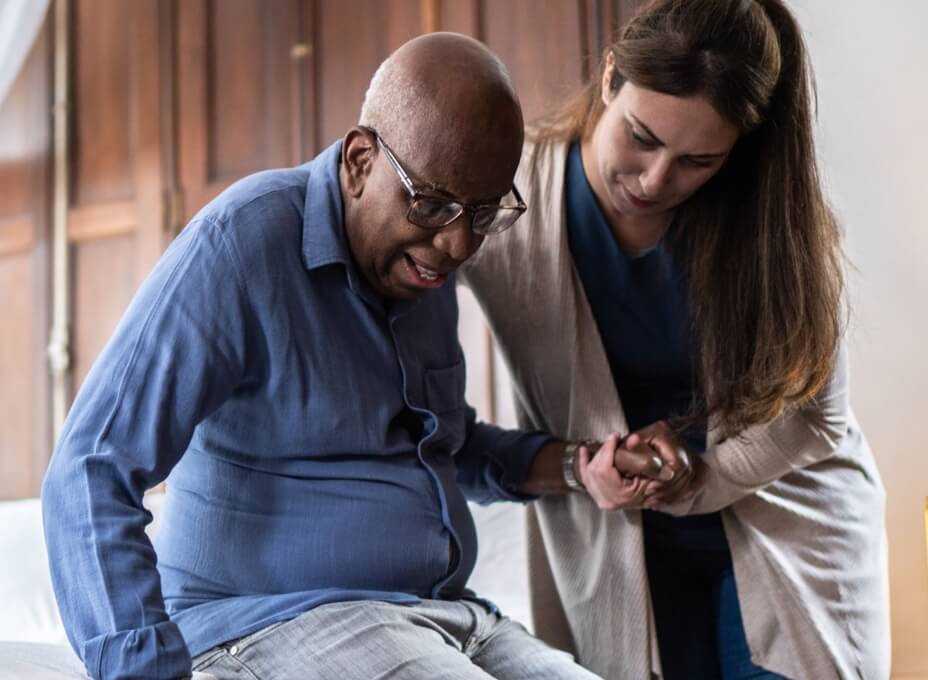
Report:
42,140,550,680
564,144,727,549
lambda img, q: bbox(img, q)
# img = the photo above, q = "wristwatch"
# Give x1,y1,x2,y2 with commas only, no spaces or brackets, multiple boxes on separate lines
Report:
562,440,592,492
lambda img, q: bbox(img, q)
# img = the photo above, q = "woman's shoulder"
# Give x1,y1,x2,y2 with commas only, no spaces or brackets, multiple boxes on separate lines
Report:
517,132,568,182
461,134,569,286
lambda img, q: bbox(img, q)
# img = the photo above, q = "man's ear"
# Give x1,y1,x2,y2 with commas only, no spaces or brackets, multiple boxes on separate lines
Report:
342,127,376,198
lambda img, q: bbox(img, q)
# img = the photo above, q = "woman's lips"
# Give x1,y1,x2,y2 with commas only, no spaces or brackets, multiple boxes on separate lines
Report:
623,185,657,209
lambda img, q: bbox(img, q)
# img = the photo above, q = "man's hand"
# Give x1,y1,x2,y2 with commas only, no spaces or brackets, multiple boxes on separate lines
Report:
577,433,669,510
619,420,706,508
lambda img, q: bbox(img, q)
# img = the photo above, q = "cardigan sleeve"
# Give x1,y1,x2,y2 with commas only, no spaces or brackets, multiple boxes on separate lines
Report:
661,341,851,516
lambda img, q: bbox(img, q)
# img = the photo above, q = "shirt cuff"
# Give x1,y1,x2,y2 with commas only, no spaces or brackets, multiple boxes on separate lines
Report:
83,619,192,680
494,431,556,502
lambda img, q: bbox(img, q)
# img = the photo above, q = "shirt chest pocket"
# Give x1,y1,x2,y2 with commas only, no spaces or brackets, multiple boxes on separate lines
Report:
423,359,467,454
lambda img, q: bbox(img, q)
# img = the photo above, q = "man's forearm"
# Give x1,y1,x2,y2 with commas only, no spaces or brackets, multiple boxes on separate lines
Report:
518,440,575,495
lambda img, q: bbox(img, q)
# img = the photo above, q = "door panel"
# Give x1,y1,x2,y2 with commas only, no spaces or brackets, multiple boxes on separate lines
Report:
177,0,306,220
68,0,170,404
1,0,635,495
0,23,51,499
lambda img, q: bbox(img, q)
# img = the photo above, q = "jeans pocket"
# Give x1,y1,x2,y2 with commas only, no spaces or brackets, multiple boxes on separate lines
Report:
230,619,290,654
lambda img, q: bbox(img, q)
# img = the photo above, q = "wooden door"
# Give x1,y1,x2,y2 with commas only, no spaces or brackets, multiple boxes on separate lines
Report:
0,0,642,498
175,0,426,224
0,23,52,500
68,0,173,391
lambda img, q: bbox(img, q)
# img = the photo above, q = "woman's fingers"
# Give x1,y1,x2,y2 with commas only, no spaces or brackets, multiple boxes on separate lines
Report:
580,433,651,511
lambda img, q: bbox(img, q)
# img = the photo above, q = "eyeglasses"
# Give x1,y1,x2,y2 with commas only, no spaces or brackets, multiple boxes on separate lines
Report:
360,126,526,236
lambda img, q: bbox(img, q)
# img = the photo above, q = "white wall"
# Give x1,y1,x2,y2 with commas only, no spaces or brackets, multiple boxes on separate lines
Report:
788,1,928,675
461,1,928,674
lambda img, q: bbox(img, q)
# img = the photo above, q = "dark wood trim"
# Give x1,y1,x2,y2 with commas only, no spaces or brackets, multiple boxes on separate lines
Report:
305,0,319,157
159,0,182,238
132,0,170,283
176,0,208,222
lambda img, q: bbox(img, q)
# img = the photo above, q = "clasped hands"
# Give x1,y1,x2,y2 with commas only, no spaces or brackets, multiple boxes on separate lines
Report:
576,420,706,511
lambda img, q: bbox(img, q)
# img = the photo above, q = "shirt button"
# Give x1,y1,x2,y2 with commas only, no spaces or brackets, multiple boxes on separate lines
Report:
228,645,239,656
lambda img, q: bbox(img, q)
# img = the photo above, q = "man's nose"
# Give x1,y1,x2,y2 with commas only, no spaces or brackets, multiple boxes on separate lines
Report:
640,153,673,197
432,212,484,263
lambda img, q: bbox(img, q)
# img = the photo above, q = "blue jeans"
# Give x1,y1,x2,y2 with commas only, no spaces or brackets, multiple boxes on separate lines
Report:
191,598,602,680
644,511,788,680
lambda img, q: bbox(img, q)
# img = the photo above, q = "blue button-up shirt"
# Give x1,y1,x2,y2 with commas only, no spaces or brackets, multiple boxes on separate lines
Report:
42,141,548,680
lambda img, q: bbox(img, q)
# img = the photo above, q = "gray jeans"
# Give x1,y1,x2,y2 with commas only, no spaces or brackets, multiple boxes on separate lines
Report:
191,599,602,680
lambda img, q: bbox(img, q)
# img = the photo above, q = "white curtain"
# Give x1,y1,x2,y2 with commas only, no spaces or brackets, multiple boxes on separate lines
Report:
0,0,51,107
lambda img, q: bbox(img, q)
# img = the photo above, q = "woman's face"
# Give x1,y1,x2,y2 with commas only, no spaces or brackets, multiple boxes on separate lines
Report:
586,63,740,223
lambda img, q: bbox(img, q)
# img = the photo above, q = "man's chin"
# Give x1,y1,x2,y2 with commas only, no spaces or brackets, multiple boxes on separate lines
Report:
385,285,422,301
376,275,427,301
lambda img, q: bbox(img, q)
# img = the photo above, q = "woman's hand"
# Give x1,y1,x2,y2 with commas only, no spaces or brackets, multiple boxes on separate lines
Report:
577,433,669,510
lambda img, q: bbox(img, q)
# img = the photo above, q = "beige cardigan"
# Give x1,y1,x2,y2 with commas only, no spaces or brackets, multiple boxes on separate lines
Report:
460,140,890,680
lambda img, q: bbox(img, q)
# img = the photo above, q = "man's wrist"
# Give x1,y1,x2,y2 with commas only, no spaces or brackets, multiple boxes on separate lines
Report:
562,441,592,492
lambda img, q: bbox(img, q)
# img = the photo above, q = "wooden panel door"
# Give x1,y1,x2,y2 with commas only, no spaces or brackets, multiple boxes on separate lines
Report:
176,0,312,221
0,22,52,500
313,0,422,149
175,0,426,225
69,0,172,391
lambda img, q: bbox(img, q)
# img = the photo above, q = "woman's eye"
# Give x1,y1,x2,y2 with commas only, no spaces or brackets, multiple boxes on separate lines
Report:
682,157,714,169
631,130,657,148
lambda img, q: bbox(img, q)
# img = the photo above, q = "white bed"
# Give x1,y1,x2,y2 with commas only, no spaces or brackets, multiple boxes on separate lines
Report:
0,493,530,679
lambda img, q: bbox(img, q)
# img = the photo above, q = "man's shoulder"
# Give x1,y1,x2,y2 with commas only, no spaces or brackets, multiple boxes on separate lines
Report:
195,165,312,229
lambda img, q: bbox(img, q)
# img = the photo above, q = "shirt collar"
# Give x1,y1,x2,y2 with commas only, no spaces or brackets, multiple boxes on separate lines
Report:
301,139,351,272
299,139,420,315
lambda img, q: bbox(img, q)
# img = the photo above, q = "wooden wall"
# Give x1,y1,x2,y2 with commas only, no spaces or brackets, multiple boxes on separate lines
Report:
0,0,642,501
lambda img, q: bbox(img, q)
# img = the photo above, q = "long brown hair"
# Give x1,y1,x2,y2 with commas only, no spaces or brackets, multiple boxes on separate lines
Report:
535,0,845,436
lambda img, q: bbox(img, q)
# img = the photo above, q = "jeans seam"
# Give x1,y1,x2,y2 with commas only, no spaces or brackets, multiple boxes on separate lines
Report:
226,653,263,680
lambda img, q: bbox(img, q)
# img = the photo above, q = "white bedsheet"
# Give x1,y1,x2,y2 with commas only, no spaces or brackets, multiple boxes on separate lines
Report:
0,642,87,680
0,643,219,680
0,495,530,678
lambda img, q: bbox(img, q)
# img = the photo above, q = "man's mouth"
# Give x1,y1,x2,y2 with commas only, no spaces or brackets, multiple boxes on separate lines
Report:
404,254,450,289
414,261,440,281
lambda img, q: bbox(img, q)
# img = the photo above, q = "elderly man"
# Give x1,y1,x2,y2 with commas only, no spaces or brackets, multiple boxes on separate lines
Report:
42,33,667,680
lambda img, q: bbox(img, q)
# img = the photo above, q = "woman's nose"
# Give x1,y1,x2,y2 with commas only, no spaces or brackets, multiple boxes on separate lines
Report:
640,153,673,197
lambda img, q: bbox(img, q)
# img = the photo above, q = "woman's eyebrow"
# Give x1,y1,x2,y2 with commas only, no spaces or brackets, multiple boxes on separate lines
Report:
629,114,664,145
630,113,729,159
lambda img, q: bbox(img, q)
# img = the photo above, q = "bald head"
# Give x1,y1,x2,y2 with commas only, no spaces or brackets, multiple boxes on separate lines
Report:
340,34,525,300
359,32,523,162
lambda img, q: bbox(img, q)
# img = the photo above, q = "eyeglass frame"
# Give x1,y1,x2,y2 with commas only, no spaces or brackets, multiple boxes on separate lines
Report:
358,125,527,235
